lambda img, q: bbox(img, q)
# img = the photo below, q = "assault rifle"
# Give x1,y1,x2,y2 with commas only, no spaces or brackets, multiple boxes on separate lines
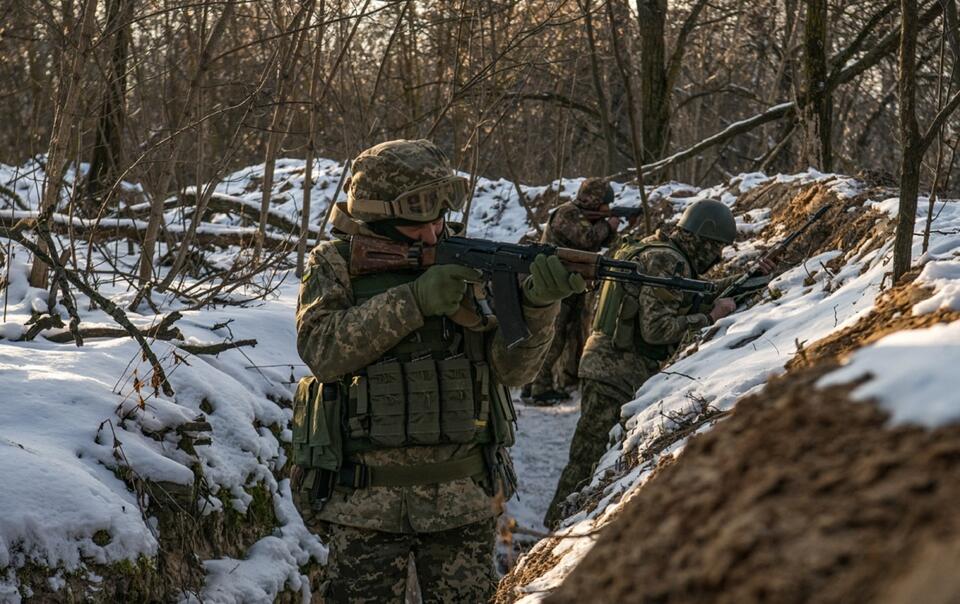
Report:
717,204,831,301
580,206,644,221
350,235,716,348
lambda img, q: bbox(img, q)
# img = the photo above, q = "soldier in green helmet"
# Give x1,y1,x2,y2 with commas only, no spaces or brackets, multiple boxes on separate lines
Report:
543,199,774,528
292,139,584,602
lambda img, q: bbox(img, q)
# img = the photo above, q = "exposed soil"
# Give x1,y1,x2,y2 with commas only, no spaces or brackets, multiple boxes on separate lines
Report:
738,180,896,272
789,272,960,370
494,537,564,604
548,364,960,604
497,176,960,604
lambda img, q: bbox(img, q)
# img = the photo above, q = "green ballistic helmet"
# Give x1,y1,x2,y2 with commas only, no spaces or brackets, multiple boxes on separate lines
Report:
677,199,737,244
347,139,468,223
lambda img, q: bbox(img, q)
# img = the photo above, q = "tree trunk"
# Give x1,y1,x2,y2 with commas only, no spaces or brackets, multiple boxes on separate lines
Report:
29,0,98,288
608,0,651,233
803,0,832,170
299,0,328,277
894,0,922,281
637,0,669,163
582,0,616,174
255,2,313,259
86,0,134,210
136,1,235,293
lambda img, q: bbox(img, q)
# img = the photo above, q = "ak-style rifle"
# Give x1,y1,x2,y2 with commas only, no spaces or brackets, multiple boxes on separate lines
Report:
717,204,831,300
350,235,717,348
580,206,644,221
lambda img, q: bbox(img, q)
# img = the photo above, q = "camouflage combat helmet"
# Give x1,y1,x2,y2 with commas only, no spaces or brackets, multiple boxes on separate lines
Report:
347,139,468,223
677,199,737,244
574,177,614,211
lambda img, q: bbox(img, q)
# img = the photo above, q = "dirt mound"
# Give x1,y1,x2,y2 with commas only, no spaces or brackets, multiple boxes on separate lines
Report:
735,178,896,271
548,365,960,604
494,536,564,604
789,274,960,370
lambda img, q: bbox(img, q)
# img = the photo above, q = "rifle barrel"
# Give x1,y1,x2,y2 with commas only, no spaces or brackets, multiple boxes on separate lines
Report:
718,204,831,299
597,258,717,293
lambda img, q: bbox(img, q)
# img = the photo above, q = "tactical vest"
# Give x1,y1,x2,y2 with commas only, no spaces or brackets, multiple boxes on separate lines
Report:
591,238,699,362
292,240,517,492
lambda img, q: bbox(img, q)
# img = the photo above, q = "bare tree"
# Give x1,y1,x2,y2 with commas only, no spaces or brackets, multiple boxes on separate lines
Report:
29,0,98,288
803,0,832,169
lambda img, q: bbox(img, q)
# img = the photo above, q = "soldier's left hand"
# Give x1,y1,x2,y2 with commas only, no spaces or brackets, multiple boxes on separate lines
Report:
523,254,587,306
757,257,776,274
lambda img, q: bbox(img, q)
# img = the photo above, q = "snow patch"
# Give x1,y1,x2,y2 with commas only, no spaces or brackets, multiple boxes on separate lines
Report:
818,321,960,427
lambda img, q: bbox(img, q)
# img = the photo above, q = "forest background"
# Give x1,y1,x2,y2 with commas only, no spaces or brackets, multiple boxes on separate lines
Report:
1,0,958,303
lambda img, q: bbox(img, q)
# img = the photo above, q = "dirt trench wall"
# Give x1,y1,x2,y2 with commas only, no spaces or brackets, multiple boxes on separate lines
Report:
548,366,960,604
497,175,957,604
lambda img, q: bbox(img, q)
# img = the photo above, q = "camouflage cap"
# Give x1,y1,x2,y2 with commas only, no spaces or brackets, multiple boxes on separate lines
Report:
347,139,456,223
574,177,614,210
677,199,737,244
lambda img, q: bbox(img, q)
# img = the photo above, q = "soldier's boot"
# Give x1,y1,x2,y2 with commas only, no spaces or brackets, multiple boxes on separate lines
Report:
520,383,532,401
529,389,571,406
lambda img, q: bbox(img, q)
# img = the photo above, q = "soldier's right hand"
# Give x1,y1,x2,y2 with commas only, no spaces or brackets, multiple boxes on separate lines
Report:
412,264,483,317
607,216,621,231
709,297,736,322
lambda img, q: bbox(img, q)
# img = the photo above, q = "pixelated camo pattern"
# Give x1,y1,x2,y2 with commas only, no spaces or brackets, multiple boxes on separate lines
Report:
301,517,497,603
348,139,453,221
295,235,560,532
541,201,615,251
578,231,736,395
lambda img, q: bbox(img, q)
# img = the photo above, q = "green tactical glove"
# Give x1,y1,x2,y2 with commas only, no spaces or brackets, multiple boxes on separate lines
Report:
412,264,483,317
523,254,587,307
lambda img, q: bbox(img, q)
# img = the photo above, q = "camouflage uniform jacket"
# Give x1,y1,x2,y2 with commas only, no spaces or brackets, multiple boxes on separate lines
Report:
579,230,737,396
541,201,615,251
296,220,559,534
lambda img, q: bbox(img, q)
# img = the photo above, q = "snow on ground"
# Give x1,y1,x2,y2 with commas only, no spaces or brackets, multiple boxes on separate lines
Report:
818,321,960,427
507,395,581,536
511,174,960,602
0,243,325,600
6,157,958,601
0,157,589,600
816,199,960,429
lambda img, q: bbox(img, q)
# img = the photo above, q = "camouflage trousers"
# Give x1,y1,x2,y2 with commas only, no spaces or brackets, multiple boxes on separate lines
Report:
544,378,635,528
529,292,587,395
311,518,498,603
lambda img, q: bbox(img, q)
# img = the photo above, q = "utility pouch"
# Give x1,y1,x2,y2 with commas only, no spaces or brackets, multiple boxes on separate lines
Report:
404,358,441,444
367,362,406,447
612,296,640,350
292,377,316,466
438,357,477,443
347,375,370,439
292,377,342,472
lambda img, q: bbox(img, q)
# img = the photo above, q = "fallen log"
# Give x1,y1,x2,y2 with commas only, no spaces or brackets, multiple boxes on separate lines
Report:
112,189,323,238
0,219,175,396
176,338,257,356
0,210,298,249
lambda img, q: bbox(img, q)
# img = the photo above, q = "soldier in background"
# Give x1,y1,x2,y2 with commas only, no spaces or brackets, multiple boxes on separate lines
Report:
543,199,774,528
292,139,585,602
522,177,621,405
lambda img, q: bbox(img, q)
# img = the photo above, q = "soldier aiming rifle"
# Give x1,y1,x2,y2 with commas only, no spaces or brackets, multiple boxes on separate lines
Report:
545,199,779,528
523,178,640,404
